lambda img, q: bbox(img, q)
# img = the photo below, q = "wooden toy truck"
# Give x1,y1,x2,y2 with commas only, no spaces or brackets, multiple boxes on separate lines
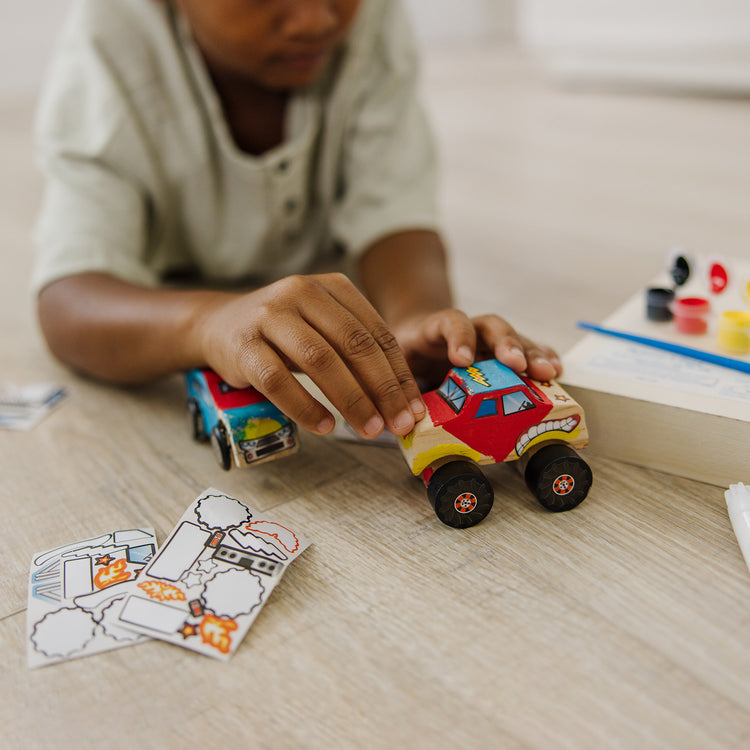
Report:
186,368,299,470
398,359,592,528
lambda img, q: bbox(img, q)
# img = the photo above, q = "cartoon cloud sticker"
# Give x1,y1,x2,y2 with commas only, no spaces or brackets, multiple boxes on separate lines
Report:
194,494,252,531
31,607,97,659
202,569,265,619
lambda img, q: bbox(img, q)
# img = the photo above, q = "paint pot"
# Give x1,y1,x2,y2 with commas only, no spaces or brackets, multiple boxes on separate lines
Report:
708,260,729,294
717,310,750,354
673,296,711,335
645,287,675,321
668,253,692,287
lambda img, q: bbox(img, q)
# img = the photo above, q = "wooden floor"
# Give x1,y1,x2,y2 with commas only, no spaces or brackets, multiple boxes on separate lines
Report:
2,42,750,749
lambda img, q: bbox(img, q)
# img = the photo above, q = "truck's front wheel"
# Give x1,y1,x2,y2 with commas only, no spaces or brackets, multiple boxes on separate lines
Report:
524,444,592,511
426,461,494,528
211,423,232,471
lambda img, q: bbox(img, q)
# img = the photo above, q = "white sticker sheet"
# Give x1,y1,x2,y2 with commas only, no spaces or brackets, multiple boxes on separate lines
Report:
27,528,158,669
115,488,310,660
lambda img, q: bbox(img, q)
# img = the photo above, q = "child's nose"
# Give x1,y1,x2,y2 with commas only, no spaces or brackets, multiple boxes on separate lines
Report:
282,0,338,39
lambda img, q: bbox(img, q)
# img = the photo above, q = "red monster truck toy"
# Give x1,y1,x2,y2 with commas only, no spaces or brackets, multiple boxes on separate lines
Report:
398,359,592,528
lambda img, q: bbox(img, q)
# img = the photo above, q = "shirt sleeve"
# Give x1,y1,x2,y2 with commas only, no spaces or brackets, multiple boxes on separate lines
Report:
329,0,441,259
31,3,159,294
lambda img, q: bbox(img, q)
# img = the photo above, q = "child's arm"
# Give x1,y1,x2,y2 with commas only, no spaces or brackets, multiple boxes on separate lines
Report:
37,272,425,438
358,229,563,384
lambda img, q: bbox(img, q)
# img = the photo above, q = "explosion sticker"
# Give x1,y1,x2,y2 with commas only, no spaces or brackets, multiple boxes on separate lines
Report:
199,615,237,654
137,580,186,602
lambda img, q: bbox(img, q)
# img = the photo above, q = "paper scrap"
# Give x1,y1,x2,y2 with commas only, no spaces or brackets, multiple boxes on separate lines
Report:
0,382,66,430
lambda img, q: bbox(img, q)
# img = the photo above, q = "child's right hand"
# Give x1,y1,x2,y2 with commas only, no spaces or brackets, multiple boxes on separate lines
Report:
196,273,426,439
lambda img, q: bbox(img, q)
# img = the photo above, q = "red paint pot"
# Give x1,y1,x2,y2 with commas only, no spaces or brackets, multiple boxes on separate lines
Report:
673,296,711,334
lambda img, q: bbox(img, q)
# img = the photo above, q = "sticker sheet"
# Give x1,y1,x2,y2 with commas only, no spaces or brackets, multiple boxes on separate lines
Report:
27,528,157,669
0,382,66,430
115,489,310,660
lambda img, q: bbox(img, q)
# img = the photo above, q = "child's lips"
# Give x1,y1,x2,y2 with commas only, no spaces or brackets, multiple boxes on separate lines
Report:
278,49,330,71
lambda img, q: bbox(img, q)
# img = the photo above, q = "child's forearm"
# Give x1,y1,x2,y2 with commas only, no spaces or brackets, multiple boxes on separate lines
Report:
357,229,454,327
37,272,235,384
37,271,427,439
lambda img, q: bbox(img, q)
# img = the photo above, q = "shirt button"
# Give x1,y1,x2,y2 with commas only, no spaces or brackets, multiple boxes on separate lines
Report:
276,159,289,173
284,198,298,214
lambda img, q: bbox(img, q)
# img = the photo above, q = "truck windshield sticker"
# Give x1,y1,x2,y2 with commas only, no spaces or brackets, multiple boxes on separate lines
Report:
502,391,535,416
437,378,467,413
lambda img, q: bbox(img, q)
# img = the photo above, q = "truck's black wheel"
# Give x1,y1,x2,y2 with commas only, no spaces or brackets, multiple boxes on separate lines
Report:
426,461,494,528
210,423,232,471
524,444,592,511
187,398,207,442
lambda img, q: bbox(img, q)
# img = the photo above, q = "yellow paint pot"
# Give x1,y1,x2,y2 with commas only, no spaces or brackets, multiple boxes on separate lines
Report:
717,310,750,354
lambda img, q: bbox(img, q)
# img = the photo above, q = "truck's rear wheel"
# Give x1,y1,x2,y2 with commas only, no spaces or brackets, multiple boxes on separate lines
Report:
211,423,232,471
187,398,207,442
524,444,592,511
426,461,494,528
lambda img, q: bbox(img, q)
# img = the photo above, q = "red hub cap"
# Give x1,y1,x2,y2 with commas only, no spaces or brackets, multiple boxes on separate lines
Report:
553,474,575,495
454,492,478,513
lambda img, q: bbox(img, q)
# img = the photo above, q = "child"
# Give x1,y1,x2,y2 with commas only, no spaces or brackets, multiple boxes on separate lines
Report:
32,0,562,441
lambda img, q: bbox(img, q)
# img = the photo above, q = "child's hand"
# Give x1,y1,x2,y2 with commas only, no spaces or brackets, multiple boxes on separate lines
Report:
390,309,563,387
196,273,426,439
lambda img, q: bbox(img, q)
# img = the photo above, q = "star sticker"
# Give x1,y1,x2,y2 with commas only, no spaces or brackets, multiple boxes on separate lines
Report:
94,553,115,566
554,394,570,402
197,559,218,574
178,622,198,639
181,570,204,588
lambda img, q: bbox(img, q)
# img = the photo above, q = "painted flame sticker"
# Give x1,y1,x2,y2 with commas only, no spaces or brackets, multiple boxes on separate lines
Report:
93,559,131,589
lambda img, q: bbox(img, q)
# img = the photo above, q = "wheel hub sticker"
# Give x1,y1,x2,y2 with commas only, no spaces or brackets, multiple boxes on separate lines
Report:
454,493,478,513
552,474,575,495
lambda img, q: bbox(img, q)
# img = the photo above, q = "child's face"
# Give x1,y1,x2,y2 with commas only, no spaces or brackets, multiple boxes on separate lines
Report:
174,0,362,89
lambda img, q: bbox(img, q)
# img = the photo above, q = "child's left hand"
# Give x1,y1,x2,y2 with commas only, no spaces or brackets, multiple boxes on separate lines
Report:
391,309,563,388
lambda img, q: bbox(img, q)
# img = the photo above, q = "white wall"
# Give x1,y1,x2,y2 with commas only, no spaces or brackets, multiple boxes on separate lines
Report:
518,0,750,93
403,0,516,43
0,0,72,100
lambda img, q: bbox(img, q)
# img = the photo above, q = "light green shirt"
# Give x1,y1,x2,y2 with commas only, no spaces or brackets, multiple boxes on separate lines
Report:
32,0,439,292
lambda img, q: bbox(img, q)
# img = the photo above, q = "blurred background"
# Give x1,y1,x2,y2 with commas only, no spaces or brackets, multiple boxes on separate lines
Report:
404,0,750,95
1,0,749,361
3,0,750,99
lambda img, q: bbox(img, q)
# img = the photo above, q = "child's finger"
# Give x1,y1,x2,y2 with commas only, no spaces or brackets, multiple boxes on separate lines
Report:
419,309,477,367
473,315,562,378
471,315,528,372
517,336,563,380
237,338,338,435
318,274,426,425
257,275,422,437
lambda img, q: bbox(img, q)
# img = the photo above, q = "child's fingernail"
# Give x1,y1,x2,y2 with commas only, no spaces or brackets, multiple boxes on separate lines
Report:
393,410,414,432
363,415,385,437
458,345,473,362
316,416,335,434
410,399,425,417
